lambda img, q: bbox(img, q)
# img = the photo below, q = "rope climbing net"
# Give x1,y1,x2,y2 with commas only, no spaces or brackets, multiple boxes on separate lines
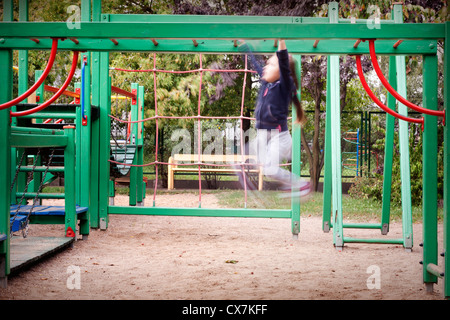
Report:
109,53,291,207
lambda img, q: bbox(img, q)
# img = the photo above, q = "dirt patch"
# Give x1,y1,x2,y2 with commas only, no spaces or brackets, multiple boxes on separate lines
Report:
0,193,445,300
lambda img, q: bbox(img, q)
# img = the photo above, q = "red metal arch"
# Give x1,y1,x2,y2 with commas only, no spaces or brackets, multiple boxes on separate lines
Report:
0,38,59,110
11,51,80,117
355,55,424,130
368,39,444,121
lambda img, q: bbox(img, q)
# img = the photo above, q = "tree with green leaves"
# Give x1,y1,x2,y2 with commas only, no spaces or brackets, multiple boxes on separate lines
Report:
7,0,448,193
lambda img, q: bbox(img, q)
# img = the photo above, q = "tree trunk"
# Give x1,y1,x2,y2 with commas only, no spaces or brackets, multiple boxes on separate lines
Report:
301,92,323,192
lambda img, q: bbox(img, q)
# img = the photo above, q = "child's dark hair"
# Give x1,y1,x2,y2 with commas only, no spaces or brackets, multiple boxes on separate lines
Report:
288,55,306,125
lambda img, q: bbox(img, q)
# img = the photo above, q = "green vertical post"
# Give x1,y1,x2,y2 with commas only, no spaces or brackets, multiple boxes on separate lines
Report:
330,53,343,249
13,0,30,205
364,111,368,175
29,70,44,199
0,0,13,289
327,2,343,249
136,85,145,206
359,114,363,175
109,179,115,204
18,0,28,98
368,113,372,174
322,58,332,232
422,54,438,290
75,82,82,205
322,1,338,233
79,56,91,187
17,0,28,107
360,113,363,174
397,62,413,251
98,51,111,229
81,0,91,22
291,54,301,237
89,0,102,228
80,0,92,236
63,126,77,238
129,83,139,206
90,53,100,228
79,54,91,236
393,4,413,251
34,70,44,101
442,20,449,300
0,49,12,288
380,56,397,234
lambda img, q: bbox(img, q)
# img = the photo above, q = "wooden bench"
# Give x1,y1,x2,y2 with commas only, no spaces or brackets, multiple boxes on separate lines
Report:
167,154,263,190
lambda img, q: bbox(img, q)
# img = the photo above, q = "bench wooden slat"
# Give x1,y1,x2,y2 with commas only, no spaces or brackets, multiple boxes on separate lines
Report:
168,154,263,190
172,154,257,163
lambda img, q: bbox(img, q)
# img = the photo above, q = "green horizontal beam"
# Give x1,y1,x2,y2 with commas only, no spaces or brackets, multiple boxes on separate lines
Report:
0,22,444,40
11,126,64,135
108,205,292,218
19,112,76,120
342,223,382,229
15,192,65,199
14,104,78,120
0,38,438,55
18,166,65,173
10,133,68,148
343,237,404,244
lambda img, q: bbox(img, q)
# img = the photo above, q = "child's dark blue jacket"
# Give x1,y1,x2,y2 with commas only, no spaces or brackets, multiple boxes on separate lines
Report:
246,48,295,132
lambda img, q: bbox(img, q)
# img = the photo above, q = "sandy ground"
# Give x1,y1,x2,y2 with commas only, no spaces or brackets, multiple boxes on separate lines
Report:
0,193,446,300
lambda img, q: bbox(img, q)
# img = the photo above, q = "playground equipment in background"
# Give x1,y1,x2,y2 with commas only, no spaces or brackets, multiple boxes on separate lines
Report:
167,154,264,191
0,0,448,298
0,40,143,284
341,128,380,177
342,129,361,177
8,125,89,240
109,83,146,207
109,90,141,178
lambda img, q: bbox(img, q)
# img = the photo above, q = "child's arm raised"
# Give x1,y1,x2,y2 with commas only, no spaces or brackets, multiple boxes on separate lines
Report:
238,40,263,77
276,40,291,85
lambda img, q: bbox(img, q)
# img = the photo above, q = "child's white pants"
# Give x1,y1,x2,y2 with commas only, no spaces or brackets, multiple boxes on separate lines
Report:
256,129,298,188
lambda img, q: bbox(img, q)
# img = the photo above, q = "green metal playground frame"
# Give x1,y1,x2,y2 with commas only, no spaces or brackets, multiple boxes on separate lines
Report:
0,0,448,298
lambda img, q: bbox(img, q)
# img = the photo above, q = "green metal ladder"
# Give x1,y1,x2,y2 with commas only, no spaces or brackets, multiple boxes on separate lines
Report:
322,5,414,251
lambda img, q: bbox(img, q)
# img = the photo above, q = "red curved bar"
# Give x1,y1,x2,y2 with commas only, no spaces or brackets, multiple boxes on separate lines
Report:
0,38,59,110
369,39,444,118
11,51,80,117
356,55,424,129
